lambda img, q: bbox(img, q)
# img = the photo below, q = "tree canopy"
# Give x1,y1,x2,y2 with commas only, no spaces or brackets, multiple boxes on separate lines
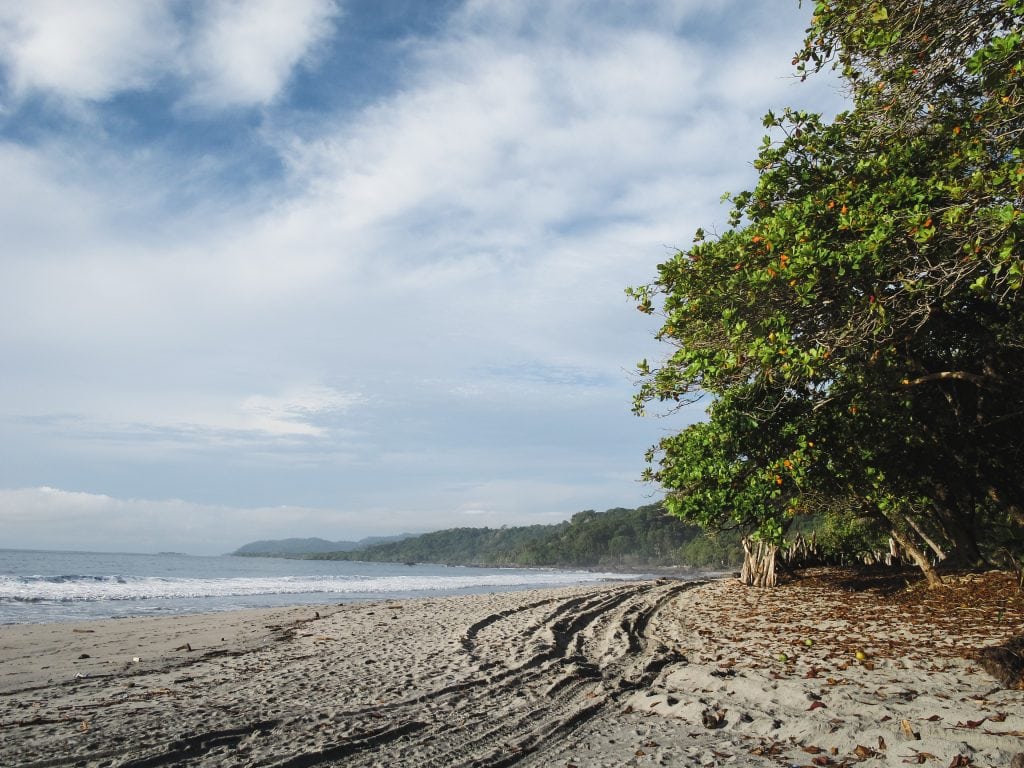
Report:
629,0,1024,585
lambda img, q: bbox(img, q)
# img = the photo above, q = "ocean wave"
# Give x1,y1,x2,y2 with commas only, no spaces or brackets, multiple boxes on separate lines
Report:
0,570,633,603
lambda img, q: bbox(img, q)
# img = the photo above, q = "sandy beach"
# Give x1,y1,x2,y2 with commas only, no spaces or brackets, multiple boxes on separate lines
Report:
1,571,1022,767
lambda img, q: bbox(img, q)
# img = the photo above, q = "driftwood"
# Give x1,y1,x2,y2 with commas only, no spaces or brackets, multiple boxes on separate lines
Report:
977,634,1024,689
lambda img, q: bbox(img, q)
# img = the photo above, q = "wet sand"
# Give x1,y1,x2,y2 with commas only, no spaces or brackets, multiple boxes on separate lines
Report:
1,573,1022,767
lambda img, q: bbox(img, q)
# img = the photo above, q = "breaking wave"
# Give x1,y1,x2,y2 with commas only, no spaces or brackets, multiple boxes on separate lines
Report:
0,569,634,604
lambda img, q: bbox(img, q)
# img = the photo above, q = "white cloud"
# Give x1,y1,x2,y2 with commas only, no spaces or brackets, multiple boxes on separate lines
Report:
0,1,849,550
187,0,339,108
0,0,338,109
239,385,364,437
0,0,181,101
99,385,363,444
0,486,372,554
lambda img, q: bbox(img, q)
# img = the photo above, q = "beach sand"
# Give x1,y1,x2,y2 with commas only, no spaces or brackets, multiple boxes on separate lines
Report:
1,570,1021,767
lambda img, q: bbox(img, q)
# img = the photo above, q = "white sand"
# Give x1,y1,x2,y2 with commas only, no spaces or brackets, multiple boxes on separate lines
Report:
1,574,1021,767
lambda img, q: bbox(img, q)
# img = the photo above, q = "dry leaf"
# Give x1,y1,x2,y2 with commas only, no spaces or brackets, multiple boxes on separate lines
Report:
854,745,876,759
812,756,834,766
802,746,824,755
988,712,1007,722
948,755,971,767
878,736,887,750
901,719,920,739
926,715,941,722
808,701,827,711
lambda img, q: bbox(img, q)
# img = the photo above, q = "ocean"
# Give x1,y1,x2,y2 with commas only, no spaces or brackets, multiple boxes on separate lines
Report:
0,549,644,624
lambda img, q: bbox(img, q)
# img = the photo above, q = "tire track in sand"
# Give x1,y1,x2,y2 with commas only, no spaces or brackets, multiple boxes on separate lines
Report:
0,580,703,767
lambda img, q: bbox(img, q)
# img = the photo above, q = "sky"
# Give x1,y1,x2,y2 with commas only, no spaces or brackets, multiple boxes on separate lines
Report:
0,0,846,555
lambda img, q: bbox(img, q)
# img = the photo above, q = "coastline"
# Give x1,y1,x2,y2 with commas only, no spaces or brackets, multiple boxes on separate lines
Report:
1,571,1022,767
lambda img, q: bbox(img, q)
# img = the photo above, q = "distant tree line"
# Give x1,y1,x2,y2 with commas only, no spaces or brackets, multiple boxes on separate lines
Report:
306,504,743,569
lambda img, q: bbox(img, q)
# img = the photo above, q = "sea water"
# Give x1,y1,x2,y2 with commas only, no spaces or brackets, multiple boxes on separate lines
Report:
0,549,643,624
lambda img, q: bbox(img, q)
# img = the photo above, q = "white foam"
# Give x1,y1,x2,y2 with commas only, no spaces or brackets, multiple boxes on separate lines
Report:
0,570,637,603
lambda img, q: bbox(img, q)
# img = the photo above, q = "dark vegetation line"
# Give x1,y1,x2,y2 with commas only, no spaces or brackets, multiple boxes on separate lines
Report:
234,505,743,569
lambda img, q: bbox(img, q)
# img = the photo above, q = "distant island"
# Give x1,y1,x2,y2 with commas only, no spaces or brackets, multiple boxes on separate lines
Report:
233,505,742,569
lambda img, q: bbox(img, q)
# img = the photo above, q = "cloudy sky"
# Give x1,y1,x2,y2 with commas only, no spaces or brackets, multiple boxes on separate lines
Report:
0,0,845,555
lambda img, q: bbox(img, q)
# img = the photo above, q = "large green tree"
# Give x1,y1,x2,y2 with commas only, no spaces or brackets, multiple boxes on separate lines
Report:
630,0,1024,586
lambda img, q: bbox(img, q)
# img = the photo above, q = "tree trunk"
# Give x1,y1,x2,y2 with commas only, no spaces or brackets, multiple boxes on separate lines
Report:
902,514,946,561
889,527,943,588
740,537,778,588
932,485,984,567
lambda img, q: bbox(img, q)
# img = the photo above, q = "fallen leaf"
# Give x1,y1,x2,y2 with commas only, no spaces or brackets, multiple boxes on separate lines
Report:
878,736,887,750
901,719,920,739
926,715,942,722
948,755,971,767
956,719,986,729
802,746,824,755
988,712,1007,722
808,701,827,711
812,756,834,766
854,745,876,759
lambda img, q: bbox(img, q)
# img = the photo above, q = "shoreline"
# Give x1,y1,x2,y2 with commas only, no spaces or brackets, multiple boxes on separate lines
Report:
2,570,1022,767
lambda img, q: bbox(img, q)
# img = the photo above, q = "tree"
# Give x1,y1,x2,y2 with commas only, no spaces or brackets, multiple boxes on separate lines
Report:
630,0,1024,587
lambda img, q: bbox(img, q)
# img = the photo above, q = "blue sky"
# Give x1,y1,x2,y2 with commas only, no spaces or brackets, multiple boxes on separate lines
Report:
0,0,845,555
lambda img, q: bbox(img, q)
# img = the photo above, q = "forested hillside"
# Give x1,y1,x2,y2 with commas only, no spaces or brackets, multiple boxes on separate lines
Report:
309,505,741,569
234,534,412,556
